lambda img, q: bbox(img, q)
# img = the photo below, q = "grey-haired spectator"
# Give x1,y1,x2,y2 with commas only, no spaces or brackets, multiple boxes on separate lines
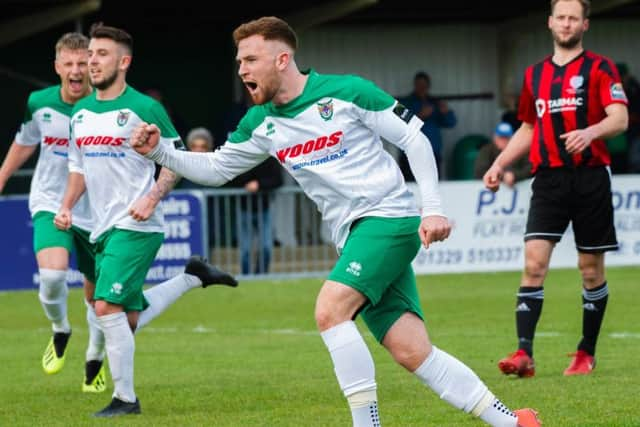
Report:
186,127,214,153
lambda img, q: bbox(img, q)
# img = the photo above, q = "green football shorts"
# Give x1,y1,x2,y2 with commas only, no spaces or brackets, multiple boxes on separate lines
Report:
32,210,96,283
93,228,164,312
328,216,423,342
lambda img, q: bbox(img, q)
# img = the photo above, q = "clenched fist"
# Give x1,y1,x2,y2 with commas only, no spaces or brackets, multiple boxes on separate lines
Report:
130,122,161,156
419,215,451,249
54,207,72,230
483,163,504,193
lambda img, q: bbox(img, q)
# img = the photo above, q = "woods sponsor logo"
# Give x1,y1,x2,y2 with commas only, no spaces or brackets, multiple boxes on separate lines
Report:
75,135,126,147
43,136,69,146
276,131,343,163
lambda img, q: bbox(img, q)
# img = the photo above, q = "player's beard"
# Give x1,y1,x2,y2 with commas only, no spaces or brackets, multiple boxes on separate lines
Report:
552,29,583,49
91,68,118,91
251,73,281,105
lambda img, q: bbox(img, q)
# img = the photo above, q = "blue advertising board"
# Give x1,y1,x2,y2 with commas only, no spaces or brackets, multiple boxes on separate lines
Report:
0,191,205,291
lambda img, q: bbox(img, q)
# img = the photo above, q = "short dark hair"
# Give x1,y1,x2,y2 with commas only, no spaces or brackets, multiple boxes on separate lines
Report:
89,22,133,54
414,71,431,86
233,16,298,51
550,0,590,18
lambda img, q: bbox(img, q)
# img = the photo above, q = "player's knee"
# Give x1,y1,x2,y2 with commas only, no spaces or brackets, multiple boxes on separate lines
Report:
38,269,68,301
94,300,121,317
524,257,548,282
315,305,336,331
578,264,601,287
391,344,429,371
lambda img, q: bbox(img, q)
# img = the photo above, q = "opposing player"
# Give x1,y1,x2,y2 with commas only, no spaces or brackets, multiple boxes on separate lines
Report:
55,23,237,417
131,16,541,427
0,32,107,392
483,0,628,377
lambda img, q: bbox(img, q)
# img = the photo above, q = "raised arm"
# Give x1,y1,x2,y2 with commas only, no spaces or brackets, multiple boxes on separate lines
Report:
131,123,268,187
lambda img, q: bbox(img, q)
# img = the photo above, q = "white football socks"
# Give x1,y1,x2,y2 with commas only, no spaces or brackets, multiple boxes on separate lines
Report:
136,273,201,331
321,321,380,427
473,392,519,427
347,389,381,427
38,268,70,332
414,346,517,426
98,312,136,403
84,300,105,361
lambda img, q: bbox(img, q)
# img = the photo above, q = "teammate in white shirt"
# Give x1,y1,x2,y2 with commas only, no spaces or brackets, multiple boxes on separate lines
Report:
131,17,541,427
0,32,108,391
54,23,237,417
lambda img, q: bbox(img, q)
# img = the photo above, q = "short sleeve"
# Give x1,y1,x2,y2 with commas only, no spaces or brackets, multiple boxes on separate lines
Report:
14,95,41,146
597,59,628,107
149,101,185,151
517,69,537,125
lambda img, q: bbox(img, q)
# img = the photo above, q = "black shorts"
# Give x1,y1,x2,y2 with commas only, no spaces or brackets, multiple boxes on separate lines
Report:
525,166,618,253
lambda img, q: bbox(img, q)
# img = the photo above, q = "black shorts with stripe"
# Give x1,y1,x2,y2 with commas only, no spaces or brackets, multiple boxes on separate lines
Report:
524,166,618,253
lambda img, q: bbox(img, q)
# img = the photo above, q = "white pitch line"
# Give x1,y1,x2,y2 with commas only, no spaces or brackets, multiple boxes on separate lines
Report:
537,331,562,337
609,332,640,339
192,325,213,333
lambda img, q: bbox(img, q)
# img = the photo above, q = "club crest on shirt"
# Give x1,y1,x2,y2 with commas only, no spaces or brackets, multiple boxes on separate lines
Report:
535,99,546,118
317,99,334,121
117,110,130,127
570,75,584,89
567,75,585,94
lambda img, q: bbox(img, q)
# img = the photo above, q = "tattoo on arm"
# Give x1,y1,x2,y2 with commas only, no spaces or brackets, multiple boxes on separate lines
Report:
148,167,180,202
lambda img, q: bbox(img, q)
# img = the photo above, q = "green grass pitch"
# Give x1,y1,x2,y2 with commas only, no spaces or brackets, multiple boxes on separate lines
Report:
1,266,638,426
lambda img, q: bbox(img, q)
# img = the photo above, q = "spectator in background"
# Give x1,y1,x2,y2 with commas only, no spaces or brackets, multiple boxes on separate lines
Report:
178,127,215,189
398,71,457,180
228,157,283,275
617,63,640,172
500,92,522,131
177,127,219,250
474,122,531,185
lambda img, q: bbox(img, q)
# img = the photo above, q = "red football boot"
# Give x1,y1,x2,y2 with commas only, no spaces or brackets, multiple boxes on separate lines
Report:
564,350,595,376
498,349,535,377
514,408,542,426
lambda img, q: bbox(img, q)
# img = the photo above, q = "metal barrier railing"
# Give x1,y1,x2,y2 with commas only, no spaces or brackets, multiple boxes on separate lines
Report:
197,186,337,280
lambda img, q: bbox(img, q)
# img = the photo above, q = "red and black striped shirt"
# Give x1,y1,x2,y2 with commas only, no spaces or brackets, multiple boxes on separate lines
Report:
518,50,628,173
